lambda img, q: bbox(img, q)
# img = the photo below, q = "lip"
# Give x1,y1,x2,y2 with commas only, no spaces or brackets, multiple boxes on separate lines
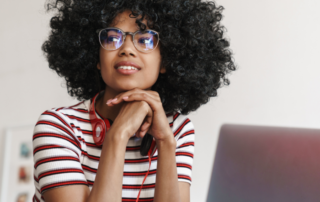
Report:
114,61,142,70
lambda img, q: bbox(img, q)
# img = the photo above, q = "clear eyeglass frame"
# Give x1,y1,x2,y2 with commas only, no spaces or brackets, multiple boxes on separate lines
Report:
96,27,160,53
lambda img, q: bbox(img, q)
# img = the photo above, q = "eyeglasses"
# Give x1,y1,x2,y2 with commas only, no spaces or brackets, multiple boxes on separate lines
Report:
96,27,160,53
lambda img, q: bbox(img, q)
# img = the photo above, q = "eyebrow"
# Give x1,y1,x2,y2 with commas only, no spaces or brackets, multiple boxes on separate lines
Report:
110,21,146,30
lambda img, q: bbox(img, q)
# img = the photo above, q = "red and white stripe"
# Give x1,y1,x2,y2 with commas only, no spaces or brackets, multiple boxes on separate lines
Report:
33,99,195,202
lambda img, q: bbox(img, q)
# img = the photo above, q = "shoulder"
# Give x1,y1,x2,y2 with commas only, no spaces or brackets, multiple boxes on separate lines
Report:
37,100,90,123
166,111,195,140
33,100,91,153
47,100,90,116
34,100,91,141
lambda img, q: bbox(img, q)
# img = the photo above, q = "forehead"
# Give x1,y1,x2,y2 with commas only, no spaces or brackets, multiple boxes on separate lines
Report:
110,10,149,30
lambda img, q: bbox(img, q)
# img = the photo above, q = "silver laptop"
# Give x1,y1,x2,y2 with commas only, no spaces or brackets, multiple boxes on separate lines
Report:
207,124,320,202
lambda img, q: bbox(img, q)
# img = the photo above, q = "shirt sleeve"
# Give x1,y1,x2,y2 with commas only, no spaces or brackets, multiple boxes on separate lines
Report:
33,109,87,197
172,112,195,185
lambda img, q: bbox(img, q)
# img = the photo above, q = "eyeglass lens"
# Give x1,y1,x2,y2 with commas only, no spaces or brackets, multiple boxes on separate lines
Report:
99,28,159,52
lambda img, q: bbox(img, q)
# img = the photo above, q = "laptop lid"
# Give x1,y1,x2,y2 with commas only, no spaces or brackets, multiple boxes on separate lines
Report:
207,124,320,202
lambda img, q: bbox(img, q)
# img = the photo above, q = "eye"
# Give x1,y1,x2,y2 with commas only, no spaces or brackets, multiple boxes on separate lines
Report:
138,37,153,44
107,36,121,44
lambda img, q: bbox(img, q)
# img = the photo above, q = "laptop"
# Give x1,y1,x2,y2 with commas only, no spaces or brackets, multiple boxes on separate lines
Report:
206,124,320,202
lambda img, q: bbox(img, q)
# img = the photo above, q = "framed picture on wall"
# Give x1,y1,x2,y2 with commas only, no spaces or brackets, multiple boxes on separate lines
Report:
0,125,35,202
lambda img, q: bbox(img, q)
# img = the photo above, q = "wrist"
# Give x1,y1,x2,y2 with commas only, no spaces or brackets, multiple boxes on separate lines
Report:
104,121,131,144
156,133,176,150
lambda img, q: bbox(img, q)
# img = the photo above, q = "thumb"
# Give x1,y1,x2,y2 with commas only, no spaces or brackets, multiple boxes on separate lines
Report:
140,115,152,132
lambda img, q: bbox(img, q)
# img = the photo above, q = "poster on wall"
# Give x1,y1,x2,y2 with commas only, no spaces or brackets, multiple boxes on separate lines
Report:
0,125,35,202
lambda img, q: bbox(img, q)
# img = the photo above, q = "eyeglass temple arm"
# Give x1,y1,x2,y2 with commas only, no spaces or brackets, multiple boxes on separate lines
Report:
96,29,103,35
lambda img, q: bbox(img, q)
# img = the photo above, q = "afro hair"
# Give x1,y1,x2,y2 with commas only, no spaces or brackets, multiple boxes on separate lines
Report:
42,0,236,114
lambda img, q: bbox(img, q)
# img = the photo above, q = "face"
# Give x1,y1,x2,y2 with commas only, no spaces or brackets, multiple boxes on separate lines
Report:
97,10,165,93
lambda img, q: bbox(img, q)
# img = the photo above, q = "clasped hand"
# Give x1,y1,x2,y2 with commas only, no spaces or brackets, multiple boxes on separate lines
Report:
107,88,173,142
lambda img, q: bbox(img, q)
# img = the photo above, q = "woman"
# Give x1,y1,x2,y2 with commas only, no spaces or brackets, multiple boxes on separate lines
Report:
32,0,235,202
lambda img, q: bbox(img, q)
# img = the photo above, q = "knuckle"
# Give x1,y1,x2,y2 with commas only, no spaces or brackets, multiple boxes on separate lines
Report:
141,100,148,107
141,101,150,111
156,100,163,109
142,93,148,98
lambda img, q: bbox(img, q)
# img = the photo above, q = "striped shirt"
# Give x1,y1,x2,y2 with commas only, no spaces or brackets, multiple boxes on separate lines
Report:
32,99,195,202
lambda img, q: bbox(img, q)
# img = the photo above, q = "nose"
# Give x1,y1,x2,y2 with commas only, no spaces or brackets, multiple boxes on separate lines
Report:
119,34,136,56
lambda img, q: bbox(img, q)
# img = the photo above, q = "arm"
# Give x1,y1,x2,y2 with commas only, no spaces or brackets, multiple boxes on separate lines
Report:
42,101,153,202
43,124,129,202
108,88,194,202
154,135,190,202
43,127,191,202
86,125,129,202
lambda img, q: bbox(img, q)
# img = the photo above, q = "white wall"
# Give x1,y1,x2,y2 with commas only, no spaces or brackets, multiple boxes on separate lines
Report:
189,0,320,201
1,0,320,202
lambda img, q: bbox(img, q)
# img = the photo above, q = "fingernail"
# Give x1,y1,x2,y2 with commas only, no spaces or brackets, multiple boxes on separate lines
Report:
106,99,112,104
123,96,128,99
112,98,118,102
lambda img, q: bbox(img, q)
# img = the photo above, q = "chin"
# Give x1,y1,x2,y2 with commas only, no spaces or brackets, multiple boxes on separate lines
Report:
105,77,155,92
110,82,143,92
120,84,154,92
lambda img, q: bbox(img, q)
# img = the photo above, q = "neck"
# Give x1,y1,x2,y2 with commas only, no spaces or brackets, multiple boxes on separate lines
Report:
95,86,124,122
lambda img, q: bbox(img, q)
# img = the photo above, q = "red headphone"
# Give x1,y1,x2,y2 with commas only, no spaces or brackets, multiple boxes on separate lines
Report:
89,92,111,146
89,92,156,202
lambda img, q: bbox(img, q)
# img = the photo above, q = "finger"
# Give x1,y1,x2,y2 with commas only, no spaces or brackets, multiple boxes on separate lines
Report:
135,118,144,138
139,129,148,139
106,94,135,106
107,90,133,106
147,90,161,101
123,93,161,112
107,89,160,106
137,112,153,138
106,97,120,107
140,116,152,132
132,88,158,99
143,90,160,101
135,127,141,138
139,126,150,138
106,91,129,106
137,125,148,138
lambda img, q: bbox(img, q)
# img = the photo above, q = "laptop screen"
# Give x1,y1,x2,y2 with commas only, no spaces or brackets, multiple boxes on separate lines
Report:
207,124,320,202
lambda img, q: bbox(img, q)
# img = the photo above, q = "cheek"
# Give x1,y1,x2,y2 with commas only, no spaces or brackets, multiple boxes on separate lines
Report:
99,51,114,75
142,59,161,86
99,61,115,87
149,49,161,70
100,53,112,68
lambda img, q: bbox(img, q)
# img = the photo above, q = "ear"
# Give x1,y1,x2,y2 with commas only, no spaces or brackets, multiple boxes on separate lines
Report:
160,66,166,74
97,62,101,70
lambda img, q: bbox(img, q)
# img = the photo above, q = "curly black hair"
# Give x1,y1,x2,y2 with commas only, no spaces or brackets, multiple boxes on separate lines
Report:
42,0,236,115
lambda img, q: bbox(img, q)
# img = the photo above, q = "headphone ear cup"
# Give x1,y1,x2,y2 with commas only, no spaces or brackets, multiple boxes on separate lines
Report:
89,92,108,146
140,133,153,156
92,119,106,146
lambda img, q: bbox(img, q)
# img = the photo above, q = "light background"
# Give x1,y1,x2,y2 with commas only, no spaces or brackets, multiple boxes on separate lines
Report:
1,126,35,202
0,0,319,202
